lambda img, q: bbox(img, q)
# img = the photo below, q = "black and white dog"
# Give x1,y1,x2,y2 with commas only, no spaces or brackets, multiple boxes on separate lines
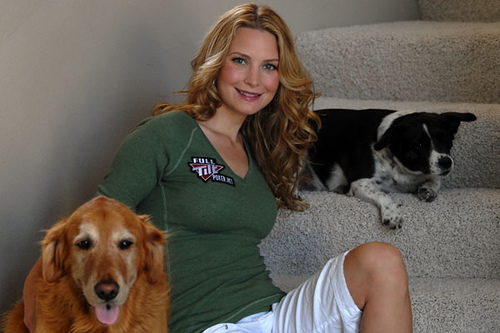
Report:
302,108,477,229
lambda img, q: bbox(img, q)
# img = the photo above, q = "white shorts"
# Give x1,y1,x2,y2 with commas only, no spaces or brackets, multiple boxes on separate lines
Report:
203,251,362,333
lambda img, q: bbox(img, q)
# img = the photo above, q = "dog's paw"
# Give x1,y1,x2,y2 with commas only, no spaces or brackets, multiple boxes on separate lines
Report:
333,184,349,194
381,204,403,229
417,187,437,202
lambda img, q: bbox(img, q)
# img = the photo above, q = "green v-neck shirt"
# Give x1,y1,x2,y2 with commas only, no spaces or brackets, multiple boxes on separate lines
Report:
97,111,285,332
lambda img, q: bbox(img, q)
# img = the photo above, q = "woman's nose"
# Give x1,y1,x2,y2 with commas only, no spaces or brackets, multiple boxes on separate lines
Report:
244,66,260,87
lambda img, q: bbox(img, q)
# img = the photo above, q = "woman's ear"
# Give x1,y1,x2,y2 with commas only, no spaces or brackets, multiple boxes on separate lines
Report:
41,218,69,283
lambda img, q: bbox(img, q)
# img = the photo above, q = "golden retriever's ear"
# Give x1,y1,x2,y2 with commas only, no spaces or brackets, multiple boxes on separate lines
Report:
140,216,166,284
41,218,69,283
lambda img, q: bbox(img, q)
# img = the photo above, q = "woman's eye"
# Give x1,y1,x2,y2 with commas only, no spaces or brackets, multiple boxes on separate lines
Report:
76,239,92,250
263,63,278,71
119,240,133,250
232,57,246,65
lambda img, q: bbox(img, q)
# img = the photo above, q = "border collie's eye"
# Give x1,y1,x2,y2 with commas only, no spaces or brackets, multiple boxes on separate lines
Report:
76,239,92,250
119,240,133,250
413,142,425,151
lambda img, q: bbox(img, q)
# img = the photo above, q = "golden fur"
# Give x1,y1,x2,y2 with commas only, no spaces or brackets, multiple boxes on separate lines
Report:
3,197,169,333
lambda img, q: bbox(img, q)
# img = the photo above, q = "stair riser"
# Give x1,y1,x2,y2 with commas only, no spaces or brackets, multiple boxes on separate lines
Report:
296,22,500,104
261,189,500,279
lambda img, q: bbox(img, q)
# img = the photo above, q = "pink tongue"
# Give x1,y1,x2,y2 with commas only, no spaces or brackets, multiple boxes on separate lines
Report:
95,304,120,325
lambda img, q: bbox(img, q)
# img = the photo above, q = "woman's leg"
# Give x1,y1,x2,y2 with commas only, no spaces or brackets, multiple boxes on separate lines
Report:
344,242,412,332
272,251,362,333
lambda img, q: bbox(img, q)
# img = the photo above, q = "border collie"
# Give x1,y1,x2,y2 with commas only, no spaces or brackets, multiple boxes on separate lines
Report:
302,109,476,229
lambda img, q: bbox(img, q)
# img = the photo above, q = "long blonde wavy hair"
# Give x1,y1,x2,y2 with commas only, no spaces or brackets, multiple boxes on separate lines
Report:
153,3,320,211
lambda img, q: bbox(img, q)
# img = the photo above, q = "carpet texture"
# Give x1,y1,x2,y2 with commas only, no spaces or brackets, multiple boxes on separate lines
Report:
261,99,500,332
295,21,500,104
417,0,500,22
260,5,500,331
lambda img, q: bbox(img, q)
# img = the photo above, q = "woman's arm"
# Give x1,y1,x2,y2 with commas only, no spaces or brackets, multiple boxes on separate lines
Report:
97,116,168,208
23,257,42,332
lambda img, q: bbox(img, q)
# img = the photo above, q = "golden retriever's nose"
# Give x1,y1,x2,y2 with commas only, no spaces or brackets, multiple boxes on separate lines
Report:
95,280,120,301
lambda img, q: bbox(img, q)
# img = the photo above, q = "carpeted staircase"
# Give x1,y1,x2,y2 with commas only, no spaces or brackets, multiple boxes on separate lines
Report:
260,1,500,331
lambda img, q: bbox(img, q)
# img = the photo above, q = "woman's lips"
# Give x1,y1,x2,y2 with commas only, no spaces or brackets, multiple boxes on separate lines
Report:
236,88,262,100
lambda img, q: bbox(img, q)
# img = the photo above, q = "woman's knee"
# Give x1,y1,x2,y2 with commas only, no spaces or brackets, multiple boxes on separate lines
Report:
352,242,408,281
344,242,409,308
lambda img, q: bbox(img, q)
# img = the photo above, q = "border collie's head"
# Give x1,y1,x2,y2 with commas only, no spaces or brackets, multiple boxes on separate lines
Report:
374,112,476,175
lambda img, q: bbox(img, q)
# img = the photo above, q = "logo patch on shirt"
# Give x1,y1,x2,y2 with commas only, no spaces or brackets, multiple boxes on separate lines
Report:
189,157,235,186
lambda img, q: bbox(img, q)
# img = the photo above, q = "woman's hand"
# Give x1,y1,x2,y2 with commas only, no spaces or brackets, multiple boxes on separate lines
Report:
23,257,42,332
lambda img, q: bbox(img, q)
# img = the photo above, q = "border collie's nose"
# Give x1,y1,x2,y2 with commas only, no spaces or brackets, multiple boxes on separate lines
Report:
95,280,119,301
438,156,452,174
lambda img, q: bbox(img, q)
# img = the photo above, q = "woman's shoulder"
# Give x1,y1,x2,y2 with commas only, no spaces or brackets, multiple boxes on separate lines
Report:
116,110,199,161
139,110,193,128
133,110,196,137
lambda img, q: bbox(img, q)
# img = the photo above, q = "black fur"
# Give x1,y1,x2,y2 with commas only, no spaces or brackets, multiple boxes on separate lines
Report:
303,108,477,229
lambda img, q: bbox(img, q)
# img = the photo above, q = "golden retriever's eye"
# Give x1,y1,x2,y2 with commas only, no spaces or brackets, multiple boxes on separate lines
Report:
76,239,92,250
119,240,133,250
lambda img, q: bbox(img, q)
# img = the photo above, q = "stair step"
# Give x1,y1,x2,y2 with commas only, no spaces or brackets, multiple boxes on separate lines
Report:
295,21,500,103
417,0,500,22
260,188,500,279
271,275,500,333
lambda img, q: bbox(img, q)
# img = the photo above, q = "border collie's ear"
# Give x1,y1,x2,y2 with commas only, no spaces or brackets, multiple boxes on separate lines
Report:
441,112,477,133
374,126,400,151
41,218,69,283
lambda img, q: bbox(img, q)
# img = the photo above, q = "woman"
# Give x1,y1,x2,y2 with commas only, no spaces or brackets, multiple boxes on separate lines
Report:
24,3,412,332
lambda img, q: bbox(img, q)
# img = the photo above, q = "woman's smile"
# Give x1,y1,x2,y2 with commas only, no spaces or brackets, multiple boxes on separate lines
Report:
236,88,263,100
216,27,280,121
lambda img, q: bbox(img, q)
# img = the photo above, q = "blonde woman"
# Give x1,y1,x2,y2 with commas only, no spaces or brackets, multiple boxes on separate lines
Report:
24,3,412,332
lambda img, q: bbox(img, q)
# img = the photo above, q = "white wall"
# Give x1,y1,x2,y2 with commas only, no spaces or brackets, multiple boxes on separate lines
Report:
0,0,418,313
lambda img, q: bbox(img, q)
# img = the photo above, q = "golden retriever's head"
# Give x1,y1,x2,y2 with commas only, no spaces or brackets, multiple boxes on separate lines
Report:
41,196,165,325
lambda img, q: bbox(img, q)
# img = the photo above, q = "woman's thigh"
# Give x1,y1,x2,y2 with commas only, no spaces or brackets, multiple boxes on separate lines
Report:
272,252,362,333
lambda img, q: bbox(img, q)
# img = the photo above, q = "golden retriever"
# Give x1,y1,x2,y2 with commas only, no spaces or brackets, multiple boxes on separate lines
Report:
2,196,169,333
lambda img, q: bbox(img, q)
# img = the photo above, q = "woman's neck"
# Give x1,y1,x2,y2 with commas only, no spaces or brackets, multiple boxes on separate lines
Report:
199,107,246,143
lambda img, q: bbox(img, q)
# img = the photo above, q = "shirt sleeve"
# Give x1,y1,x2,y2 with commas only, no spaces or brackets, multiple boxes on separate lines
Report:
97,117,169,210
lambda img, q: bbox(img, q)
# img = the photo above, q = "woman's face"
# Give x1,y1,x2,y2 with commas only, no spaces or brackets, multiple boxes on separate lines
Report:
216,27,280,120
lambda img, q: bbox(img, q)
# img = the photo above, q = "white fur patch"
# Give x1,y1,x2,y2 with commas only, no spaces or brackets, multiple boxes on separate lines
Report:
349,178,403,229
325,164,348,192
111,229,136,247
74,222,99,246
377,110,415,141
